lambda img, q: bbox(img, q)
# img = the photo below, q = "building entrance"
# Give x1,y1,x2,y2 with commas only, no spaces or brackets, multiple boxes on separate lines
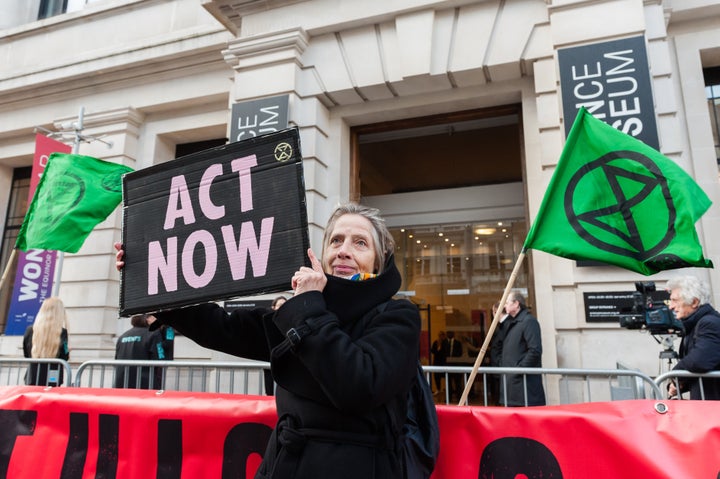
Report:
352,104,532,365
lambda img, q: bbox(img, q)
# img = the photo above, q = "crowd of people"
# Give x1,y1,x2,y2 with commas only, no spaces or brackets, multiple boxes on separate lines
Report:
13,195,720,479
17,201,720,411
20,276,720,404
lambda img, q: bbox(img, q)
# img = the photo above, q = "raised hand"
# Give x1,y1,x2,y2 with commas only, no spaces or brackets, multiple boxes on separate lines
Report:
114,242,124,271
291,248,327,295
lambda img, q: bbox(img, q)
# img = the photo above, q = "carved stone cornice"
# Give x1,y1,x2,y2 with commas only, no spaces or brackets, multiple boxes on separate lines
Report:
222,27,309,70
203,0,309,36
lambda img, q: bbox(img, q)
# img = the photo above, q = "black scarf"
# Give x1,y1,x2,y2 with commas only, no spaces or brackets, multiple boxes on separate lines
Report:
321,254,402,324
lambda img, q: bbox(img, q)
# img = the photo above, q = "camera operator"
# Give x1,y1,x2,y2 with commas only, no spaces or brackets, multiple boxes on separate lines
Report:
666,276,720,400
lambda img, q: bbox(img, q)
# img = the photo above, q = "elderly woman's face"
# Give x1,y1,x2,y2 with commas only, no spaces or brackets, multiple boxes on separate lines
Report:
323,214,377,277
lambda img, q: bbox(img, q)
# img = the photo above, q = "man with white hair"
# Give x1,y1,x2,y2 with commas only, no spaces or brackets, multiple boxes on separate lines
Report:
666,276,720,400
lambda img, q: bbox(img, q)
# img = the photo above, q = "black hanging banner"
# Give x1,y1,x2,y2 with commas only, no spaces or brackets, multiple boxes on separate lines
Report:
558,35,660,268
558,35,659,150
120,127,308,316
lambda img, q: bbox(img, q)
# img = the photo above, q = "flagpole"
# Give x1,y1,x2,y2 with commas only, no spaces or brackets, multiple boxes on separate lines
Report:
457,250,527,406
0,249,18,295
51,107,85,297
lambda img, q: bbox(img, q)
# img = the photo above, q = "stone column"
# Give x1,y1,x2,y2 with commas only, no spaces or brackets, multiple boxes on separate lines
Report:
223,28,336,250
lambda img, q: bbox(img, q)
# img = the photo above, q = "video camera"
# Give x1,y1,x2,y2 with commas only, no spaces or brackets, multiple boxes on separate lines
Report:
618,281,684,336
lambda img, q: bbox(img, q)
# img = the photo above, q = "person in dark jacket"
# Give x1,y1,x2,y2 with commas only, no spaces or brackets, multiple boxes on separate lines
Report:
488,301,508,405
114,313,168,389
498,292,545,406
666,276,720,400
115,203,421,479
23,297,70,386
446,331,464,401
430,331,448,394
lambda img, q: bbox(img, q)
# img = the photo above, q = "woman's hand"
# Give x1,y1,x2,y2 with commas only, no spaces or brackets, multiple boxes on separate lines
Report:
291,249,326,296
114,242,124,271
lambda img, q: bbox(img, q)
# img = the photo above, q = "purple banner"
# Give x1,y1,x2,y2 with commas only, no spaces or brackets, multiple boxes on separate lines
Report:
5,250,58,335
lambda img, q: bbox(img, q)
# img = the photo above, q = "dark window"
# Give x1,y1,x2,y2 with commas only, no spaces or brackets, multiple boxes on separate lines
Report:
352,105,522,199
175,138,227,159
703,66,720,172
38,0,68,20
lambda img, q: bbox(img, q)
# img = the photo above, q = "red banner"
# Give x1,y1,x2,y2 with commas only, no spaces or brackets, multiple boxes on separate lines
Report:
30,134,71,196
1,386,717,478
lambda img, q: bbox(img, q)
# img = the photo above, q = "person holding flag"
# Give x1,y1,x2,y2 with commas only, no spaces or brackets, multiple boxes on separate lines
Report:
458,107,714,405
498,292,545,407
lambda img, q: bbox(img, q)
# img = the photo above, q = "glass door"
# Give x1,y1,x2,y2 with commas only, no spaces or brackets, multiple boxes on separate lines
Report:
391,219,530,366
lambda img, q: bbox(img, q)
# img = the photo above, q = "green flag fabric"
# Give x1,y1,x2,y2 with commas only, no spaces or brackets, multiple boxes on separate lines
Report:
523,107,713,276
15,153,133,253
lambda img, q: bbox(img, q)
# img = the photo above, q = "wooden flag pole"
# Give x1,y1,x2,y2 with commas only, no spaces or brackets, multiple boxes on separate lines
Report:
0,248,18,295
458,250,527,406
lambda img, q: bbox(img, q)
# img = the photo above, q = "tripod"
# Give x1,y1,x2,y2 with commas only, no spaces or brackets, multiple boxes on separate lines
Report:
654,334,679,375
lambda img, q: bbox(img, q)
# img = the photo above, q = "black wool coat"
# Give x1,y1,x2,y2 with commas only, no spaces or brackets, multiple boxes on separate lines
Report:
154,257,421,479
498,308,545,406
674,303,720,400
23,326,69,386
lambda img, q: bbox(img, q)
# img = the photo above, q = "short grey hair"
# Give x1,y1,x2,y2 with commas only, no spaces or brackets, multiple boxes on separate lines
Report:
321,203,395,274
509,291,526,309
666,276,711,306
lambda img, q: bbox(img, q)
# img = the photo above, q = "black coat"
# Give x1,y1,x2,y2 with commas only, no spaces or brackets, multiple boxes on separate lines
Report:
22,326,69,386
674,303,720,400
154,257,420,479
498,308,545,406
430,338,448,366
114,326,166,389
489,315,508,367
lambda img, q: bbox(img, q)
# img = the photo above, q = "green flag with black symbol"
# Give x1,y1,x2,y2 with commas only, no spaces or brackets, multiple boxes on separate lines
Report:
523,107,713,276
15,153,134,253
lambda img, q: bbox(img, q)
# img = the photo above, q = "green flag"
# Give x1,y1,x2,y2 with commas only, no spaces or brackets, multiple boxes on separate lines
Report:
523,107,713,276
15,153,134,253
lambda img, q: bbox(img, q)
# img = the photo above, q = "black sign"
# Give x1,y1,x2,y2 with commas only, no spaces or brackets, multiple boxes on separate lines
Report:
558,35,659,150
120,128,308,316
583,290,669,323
229,95,289,143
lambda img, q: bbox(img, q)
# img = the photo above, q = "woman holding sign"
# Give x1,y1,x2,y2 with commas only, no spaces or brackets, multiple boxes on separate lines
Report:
115,203,421,479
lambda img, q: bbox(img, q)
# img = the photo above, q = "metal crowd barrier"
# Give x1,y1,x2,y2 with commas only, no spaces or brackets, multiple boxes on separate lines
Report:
654,370,720,400
74,359,272,395
422,365,664,405
0,358,73,387
8,358,715,405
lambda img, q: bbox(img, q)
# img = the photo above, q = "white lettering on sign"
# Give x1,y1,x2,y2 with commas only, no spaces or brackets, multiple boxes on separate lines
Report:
569,48,644,137
235,106,282,141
